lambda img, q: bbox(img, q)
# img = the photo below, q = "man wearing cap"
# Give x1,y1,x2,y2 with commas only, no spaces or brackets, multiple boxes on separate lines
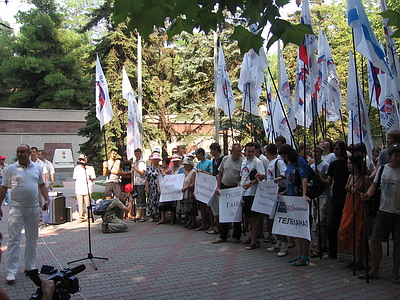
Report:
0,156,9,206
103,149,121,198
0,144,50,284
73,154,96,222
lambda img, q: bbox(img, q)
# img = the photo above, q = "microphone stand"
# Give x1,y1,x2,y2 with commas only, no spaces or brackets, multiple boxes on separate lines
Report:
68,164,108,270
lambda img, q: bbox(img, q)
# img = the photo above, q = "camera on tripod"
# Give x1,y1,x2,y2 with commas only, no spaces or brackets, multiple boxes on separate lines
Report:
27,264,86,300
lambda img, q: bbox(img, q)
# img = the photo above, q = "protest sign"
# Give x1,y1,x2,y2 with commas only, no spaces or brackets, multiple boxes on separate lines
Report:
251,180,279,216
219,187,243,223
272,195,311,241
159,174,184,202
195,172,218,204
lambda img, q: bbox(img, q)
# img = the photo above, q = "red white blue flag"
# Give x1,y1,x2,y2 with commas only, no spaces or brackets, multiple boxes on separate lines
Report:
95,55,113,129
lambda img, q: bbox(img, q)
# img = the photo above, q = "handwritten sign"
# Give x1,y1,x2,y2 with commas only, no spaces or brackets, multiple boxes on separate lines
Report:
219,187,243,223
195,172,217,204
159,174,184,202
251,180,279,216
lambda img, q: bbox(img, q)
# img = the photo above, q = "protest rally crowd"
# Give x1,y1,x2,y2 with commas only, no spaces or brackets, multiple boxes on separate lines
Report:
91,129,399,283
0,130,399,287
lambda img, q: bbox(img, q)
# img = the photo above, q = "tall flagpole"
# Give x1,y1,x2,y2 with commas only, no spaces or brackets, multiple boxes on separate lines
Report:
214,30,220,143
137,34,143,148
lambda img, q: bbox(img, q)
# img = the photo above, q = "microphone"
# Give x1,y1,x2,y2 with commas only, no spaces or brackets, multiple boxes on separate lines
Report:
68,264,86,276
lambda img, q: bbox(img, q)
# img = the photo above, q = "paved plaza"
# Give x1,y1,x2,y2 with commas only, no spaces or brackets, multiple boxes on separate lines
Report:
1,182,399,299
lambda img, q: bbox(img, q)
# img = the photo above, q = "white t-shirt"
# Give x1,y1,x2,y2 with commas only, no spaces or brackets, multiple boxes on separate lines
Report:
240,157,265,196
2,160,44,207
375,164,400,215
43,159,55,186
32,159,48,176
133,158,146,186
322,152,336,166
267,158,287,190
105,159,120,183
258,154,269,172
73,165,96,195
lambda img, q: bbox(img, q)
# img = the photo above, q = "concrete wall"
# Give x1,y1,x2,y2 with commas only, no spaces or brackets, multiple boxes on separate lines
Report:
0,107,88,166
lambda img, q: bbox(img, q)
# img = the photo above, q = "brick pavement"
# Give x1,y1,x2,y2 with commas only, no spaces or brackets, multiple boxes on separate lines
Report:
0,184,399,299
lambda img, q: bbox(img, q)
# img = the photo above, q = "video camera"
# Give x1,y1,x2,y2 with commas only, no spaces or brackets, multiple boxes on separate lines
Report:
27,264,85,300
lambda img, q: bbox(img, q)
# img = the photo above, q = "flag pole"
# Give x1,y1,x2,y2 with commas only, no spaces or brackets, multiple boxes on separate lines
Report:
267,68,297,150
103,130,108,163
351,30,369,283
214,30,220,143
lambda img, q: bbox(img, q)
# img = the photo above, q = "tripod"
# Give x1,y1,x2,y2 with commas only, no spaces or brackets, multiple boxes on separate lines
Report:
68,163,108,270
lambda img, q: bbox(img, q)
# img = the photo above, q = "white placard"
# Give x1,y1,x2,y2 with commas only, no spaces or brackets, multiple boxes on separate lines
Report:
159,174,185,202
209,192,219,216
194,172,218,204
219,187,243,223
251,180,279,216
272,195,311,241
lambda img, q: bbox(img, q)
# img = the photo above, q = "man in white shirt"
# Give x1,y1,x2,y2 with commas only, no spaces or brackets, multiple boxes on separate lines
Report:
0,144,50,284
30,147,48,221
73,154,96,222
103,149,121,198
241,142,265,250
38,150,55,191
132,148,147,221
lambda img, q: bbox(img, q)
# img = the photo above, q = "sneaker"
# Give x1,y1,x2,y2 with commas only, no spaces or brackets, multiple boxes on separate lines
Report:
267,246,280,252
6,273,15,284
102,223,109,233
3,202,8,206
277,243,289,257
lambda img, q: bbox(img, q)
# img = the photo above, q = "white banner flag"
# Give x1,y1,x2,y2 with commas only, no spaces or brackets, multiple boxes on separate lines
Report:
194,172,218,204
122,66,141,160
272,195,311,241
95,55,113,129
251,180,279,217
159,174,185,202
216,44,235,117
219,187,243,223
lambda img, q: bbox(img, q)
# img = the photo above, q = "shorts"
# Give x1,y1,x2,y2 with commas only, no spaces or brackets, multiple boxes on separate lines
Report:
371,210,400,243
243,196,259,217
134,185,146,209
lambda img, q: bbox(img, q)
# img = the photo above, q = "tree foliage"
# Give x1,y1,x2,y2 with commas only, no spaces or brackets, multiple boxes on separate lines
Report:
0,0,91,108
110,0,313,55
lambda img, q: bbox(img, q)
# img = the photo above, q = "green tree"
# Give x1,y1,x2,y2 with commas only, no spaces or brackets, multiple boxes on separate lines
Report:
0,0,91,108
0,20,16,102
111,0,314,55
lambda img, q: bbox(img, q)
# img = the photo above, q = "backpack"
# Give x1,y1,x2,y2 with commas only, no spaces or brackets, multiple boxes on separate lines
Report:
93,199,113,216
294,158,326,199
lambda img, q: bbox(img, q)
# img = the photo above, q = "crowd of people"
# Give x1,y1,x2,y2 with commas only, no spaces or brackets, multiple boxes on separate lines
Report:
0,129,399,286
85,130,400,283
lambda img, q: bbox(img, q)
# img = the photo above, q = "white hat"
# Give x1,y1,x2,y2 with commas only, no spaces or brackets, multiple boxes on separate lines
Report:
171,154,182,162
150,152,162,160
182,157,194,166
152,146,161,153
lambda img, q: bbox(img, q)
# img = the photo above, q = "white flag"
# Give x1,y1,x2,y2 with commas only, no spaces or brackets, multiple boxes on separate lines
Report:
216,44,235,117
348,0,391,76
379,72,400,133
346,52,374,160
122,66,141,160
95,55,113,129
239,47,269,116
278,44,296,131
273,96,293,146
317,30,341,122
293,0,317,128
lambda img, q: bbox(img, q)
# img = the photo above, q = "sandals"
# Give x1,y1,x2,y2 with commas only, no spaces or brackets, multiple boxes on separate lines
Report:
245,244,259,250
138,218,146,222
156,221,166,225
212,238,227,244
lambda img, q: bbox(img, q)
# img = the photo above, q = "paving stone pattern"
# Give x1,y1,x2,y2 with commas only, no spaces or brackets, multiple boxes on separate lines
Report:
1,183,399,299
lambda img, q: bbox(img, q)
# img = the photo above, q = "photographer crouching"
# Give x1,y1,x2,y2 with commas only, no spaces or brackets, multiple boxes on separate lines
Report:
102,192,133,233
